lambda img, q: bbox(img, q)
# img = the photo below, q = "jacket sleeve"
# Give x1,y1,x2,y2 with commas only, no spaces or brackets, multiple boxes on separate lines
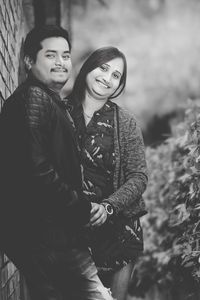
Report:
104,116,148,218
26,87,91,226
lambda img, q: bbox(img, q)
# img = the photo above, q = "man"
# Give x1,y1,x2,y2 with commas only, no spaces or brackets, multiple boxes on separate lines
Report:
0,25,113,300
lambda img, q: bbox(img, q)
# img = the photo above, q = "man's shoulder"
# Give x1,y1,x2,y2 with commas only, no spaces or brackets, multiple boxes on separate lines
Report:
27,84,51,102
7,81,50,102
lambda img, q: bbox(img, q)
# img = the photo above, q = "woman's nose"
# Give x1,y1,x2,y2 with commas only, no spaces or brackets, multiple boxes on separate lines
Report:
103,72,112,82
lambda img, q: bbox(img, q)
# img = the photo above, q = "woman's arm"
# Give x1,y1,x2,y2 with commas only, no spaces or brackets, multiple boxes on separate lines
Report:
103,114,148,218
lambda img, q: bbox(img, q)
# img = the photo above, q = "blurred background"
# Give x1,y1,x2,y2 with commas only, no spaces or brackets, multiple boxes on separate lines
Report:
18,0,200,145
1,1,200,299
61,0,200,146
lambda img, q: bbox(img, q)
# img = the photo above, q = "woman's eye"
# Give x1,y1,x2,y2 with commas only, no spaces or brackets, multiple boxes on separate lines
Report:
113,73,120,79
99,65,108,72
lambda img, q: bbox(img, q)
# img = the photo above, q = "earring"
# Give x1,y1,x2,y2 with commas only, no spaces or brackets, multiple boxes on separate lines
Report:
24,56,32,70
27,62,32,70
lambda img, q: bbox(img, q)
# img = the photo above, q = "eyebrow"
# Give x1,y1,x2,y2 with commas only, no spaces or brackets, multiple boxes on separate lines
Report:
103,63,122,76
45,50,70,54
114,70,122,76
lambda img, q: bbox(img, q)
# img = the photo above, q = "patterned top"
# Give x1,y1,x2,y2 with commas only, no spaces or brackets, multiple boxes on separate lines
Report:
76,101,116,202
70,100,148,271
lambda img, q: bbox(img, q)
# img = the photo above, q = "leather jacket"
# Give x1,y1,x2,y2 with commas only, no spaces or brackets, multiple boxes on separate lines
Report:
0,73,91,243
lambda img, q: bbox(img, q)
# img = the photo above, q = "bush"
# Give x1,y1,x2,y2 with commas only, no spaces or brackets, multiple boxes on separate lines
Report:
130,100,200,297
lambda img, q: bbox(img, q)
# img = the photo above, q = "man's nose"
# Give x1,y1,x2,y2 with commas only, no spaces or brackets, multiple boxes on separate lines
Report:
55,56,63,65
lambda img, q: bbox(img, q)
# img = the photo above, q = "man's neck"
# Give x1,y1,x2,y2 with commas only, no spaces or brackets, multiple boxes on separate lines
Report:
48,83,64,95
27,72,64,96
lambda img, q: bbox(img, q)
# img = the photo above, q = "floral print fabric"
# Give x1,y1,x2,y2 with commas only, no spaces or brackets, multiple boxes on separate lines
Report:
76,101,116,203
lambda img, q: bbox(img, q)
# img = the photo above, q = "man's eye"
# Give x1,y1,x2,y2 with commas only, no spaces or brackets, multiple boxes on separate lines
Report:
63,54,71,60
46,54,55,58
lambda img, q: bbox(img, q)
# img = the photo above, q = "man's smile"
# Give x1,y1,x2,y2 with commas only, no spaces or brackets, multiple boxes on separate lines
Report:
51,68,68,73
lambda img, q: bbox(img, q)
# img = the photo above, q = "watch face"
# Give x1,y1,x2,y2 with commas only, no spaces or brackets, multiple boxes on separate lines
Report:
106,204,113,215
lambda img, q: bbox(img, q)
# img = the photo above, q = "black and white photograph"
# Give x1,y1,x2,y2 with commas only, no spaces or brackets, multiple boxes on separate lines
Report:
0,0,200,299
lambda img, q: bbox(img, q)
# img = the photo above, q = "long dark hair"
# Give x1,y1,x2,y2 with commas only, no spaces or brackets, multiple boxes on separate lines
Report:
69,46,127,108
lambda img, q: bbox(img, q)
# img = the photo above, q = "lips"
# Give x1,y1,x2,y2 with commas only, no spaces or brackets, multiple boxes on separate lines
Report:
96,79,110,88
51,68,68,73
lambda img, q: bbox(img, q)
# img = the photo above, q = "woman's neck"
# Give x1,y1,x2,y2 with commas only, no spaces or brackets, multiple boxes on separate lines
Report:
82,94,108,125
82,94,108,116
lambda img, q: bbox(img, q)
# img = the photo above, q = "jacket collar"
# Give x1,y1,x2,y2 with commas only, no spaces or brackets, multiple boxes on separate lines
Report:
26,72,61,101
25,72,77,138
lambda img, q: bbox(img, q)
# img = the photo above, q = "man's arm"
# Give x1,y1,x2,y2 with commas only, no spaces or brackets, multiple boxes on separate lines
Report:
26,87,91,226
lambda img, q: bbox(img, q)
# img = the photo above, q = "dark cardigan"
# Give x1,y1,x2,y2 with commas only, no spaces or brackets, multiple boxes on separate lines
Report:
105,103,148,218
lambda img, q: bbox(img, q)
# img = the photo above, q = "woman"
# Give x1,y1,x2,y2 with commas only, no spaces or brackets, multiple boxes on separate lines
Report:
68,46,148,300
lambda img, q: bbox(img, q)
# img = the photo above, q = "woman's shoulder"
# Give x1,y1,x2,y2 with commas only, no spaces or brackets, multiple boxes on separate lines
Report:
115,104,137,127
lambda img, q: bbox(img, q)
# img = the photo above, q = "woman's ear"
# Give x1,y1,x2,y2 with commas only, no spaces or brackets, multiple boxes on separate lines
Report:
24,56,33,71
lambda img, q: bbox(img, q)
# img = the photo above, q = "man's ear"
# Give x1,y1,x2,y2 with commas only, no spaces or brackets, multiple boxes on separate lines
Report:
24,56,33,71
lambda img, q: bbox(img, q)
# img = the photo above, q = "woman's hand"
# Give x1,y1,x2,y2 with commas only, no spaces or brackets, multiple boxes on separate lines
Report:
89,202,107,227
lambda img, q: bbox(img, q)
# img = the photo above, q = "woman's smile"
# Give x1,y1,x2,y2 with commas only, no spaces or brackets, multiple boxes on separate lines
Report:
96,79,110,89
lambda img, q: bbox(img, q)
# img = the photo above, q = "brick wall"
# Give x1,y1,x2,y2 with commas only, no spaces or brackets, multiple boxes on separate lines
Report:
0,0,33,299
0,253,20,300
1,0,23,108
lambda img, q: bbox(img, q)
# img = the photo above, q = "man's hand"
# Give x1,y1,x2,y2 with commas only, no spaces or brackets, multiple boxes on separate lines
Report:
89,202,107,227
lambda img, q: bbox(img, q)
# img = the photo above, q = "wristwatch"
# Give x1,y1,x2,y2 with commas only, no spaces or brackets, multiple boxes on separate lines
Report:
102,202,114,216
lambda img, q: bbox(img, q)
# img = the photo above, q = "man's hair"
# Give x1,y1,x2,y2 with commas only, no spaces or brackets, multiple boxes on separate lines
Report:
70,46,127,107
24,25,71,62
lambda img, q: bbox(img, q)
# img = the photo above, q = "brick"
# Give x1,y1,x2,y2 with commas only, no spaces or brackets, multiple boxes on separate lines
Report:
0,67,5,84
3,255,9,264
10,78,15,93
0,34,3,53
0,100,4,112
5,1,13,22
8,292,16,300
5,23,11,47
0,253,4,268
1,60,8,83
1,266,8,287
0,286,7,300
7,35,12,55
7,262,16,280
1,1,6,18
8,0,15,19
4,50,8,69
0,75,6,99
7,272,19,298
0,0,32,299
13,23,18,43
1,42,6,59
1,24,7,50
0,8,3,29
5,86,11,99
8,10,15,34
7,75,11,92
7,279,14,297
4,9,9,32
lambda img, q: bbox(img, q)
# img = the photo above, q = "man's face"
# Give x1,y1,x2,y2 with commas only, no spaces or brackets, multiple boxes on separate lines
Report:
30,37,72,91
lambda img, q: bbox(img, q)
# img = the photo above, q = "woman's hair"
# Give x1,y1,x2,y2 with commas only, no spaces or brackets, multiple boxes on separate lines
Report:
70,46,127,106
24,25,71,62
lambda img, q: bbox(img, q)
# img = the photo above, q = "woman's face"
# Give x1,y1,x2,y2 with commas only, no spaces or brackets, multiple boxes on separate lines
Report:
85,57,124,100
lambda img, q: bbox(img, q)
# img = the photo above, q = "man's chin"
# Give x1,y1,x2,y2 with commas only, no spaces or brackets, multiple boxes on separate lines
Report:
49,79,69,92
54,78,69,85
